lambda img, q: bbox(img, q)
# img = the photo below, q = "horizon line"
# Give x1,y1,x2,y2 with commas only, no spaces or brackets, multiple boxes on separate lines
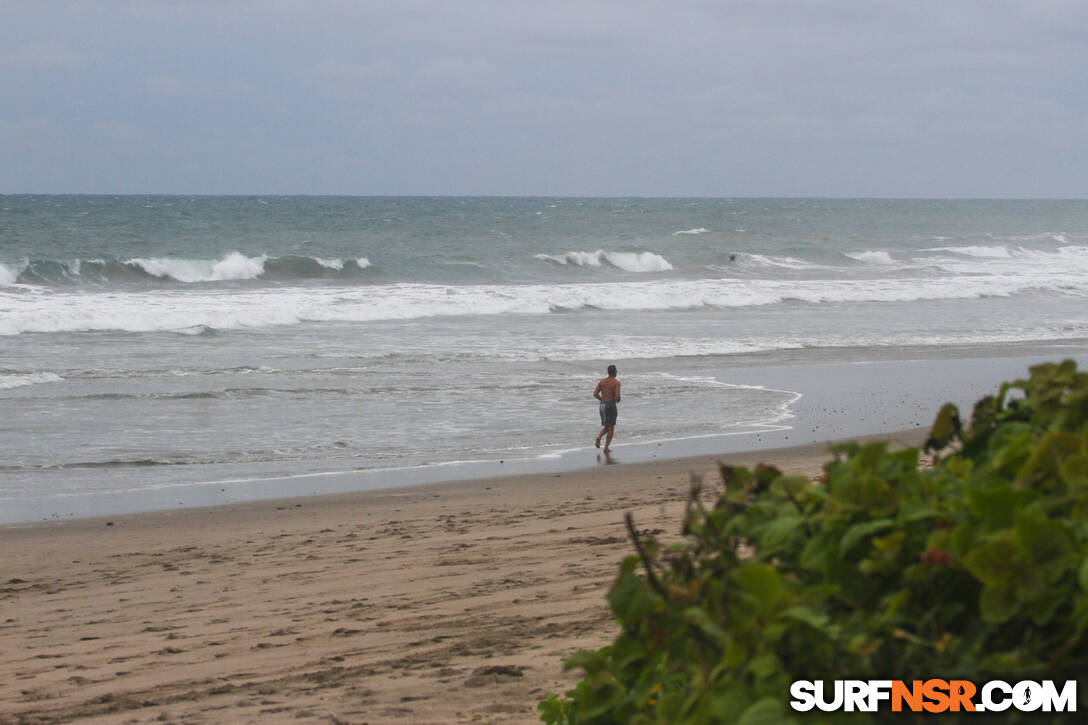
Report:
2,193,1086,202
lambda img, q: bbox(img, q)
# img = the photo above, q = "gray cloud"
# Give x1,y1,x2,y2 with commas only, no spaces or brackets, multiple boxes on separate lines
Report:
5,40,97,69
0,1,1085,196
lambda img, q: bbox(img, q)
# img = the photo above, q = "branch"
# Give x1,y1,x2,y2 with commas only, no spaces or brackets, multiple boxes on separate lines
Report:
625,513,669,602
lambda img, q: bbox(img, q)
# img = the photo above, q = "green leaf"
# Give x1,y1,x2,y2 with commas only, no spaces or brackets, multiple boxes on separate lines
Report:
780,605,832,634
747,652,781,680
683,606,731,648
979,584,1019,624
537,693,570,725
1018,431,1083,485
759,515,804,550
800,532,836,571
576,678,625,720
948,519,978,560
770,475,810,499
964,532,1019,586
1060,454,1088,494
966,484,1032,530
608,571,662,623
1014,513,1076,579
736,697,797,725
710,690,755,721
1079,556,1088,592
735,564,785,610
832,472,896,513
611,632,648,671
840,518,894,553
926,402,962,451
563,649,607,673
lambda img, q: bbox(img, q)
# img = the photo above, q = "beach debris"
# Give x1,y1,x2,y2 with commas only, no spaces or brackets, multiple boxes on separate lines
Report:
473,664,524,677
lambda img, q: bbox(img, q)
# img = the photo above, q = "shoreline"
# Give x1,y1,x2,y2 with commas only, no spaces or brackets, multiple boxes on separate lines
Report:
1,430,924,724
5,349,1083,527
4,428,926,534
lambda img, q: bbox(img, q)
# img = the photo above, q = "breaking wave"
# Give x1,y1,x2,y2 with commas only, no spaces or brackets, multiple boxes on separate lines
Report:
732,253,824,270
3,253,375,286
829,244,1088,279
672,227,709,236
921,245,1012,258
4,271,1086,336
131,252,266,282
533,249,673,272
846,250,896,265
0,372,63,390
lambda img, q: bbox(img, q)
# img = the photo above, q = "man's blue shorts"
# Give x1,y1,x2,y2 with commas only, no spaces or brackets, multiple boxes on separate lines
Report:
599,401,618,427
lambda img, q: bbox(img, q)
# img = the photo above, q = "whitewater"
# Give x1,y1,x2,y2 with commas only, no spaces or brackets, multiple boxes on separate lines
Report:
2,196,1087,522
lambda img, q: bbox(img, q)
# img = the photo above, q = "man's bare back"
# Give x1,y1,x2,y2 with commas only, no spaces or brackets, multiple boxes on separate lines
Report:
594,376,621,403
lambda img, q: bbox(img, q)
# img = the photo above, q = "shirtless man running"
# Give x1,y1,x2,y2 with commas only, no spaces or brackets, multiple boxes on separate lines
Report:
593,364,621,453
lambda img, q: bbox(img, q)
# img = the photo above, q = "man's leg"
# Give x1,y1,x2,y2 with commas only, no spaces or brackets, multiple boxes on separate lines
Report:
595,426,608,447
603,426,614,452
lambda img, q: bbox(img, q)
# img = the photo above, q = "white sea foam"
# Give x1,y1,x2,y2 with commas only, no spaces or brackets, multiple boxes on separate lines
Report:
534,250,606,267
915,244,1088,278
516,337,785,362
0,372,63,390
0,262,23,285
846,250,896,265
173,325,215,336
128,252,268,282
210,252,267,280
739,254,822,270
312,256,370,271
533,249,672,272
606,251,673,272
657,372,802,429
4,270,1087,336
922,245,1011,258
672,227,709,236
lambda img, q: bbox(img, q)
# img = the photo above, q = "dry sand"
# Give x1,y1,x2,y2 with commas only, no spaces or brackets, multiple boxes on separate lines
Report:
0,430,925,725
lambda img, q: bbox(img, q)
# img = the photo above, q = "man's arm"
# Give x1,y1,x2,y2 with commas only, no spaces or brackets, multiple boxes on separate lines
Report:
593,380,603,401
615,380,620,403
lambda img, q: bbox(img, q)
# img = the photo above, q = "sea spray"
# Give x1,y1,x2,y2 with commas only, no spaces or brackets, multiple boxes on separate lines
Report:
0,261,20,285
533,249,673,272
130,252,268,282
845,250,896,265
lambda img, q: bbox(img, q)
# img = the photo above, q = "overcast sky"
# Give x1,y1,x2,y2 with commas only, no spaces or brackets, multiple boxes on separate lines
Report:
2,1,1085,197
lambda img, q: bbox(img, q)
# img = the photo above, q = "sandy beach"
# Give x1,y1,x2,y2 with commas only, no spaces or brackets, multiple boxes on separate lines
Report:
0,430,926,725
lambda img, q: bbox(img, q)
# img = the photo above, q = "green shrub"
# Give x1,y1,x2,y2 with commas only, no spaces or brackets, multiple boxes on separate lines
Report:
540,360,1088,724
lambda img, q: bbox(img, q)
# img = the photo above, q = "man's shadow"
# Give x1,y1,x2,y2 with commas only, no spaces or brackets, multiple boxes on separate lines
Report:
596,450,617,465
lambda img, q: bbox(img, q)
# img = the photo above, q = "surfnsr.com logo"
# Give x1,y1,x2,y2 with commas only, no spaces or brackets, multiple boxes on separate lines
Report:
790,679,1078,713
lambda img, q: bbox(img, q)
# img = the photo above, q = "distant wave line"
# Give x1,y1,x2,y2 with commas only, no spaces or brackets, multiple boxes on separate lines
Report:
0,253,374,285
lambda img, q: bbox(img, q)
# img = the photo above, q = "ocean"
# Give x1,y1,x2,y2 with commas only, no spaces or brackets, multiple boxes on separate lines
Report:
3,196,1088,523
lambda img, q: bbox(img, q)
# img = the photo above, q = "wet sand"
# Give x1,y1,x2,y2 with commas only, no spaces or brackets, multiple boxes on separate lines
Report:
0,429,925,724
